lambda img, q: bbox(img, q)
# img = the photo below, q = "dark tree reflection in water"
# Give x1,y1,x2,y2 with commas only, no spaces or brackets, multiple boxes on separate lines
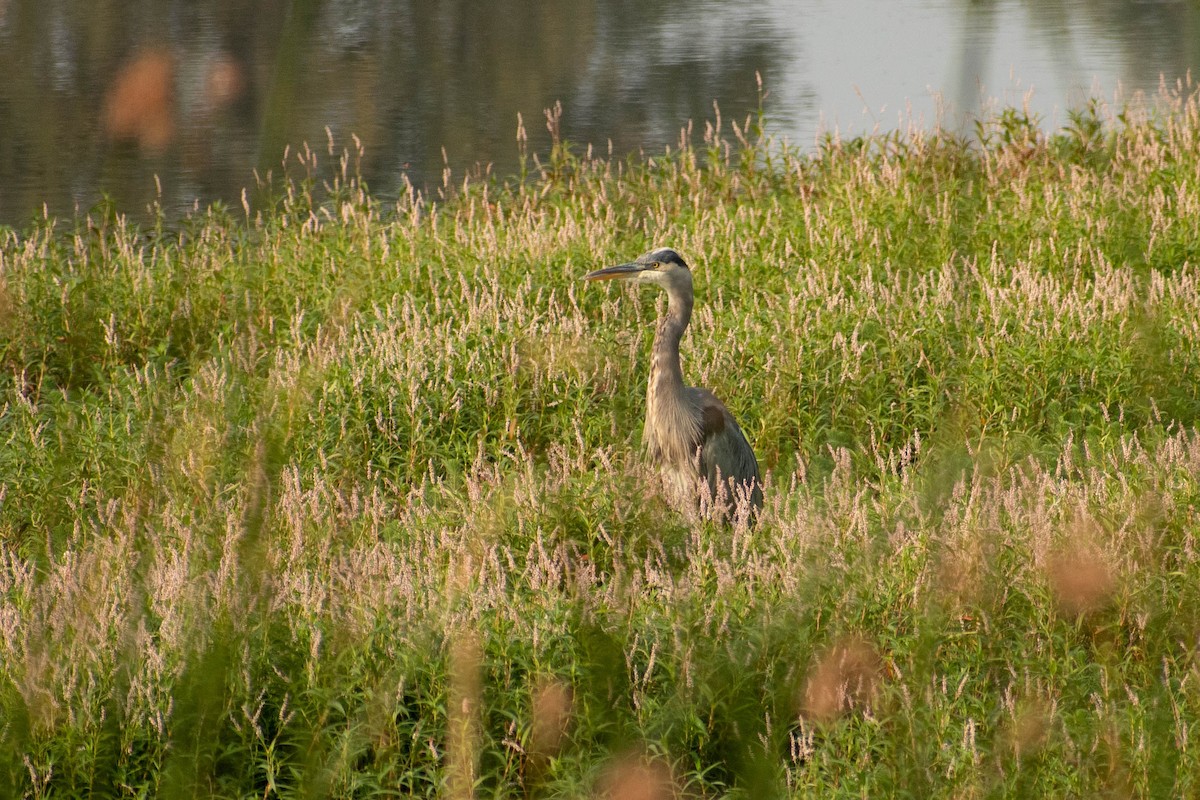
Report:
0,0,786,224
0,0,1197,225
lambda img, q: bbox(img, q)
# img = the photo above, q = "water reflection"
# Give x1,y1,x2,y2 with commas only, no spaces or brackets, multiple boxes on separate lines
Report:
0,0,1197,226
950,0,1200,133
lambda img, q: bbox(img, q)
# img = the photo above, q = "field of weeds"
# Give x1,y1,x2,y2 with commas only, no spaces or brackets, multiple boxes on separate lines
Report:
3,94,1200,798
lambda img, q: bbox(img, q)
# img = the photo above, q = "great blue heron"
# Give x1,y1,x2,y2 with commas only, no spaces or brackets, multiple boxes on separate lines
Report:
585,247,763,518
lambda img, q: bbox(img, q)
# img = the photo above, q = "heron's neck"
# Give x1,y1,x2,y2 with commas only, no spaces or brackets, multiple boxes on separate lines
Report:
649,283,692,398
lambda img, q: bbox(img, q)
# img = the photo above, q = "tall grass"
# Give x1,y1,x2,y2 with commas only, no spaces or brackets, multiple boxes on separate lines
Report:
3,88,1200,797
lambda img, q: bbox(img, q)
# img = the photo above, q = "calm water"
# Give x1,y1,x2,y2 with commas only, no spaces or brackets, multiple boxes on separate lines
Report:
1,0,1197,226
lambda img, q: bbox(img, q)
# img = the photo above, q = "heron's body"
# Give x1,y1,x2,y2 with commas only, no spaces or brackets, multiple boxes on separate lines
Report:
585,248,762,516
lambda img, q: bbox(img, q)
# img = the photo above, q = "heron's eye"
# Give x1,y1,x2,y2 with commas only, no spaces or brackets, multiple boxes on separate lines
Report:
650,262,661,269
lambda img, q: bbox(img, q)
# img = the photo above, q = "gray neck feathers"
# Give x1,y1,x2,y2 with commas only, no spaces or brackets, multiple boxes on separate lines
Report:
645,280,699,467
650,281,692,393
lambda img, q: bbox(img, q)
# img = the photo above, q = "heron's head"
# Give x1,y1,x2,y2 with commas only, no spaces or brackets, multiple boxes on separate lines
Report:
584,247,692,291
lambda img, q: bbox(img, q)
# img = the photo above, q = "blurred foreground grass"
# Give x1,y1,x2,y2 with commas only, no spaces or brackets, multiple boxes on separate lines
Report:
3,93,1200,798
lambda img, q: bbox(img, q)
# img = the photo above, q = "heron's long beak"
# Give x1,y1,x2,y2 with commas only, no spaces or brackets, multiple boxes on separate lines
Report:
583,262,647,281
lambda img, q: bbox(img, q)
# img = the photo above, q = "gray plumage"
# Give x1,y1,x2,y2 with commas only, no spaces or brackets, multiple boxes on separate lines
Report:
585,247,763,517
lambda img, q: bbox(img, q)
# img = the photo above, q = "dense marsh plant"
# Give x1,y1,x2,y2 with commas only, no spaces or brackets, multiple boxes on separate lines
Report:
3,92,1200,797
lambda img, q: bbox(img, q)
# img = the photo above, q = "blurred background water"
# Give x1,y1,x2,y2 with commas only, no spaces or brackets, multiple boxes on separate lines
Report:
0,0,1197,226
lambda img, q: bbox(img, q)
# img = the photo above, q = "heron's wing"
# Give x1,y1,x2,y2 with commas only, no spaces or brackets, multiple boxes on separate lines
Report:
689,389,762,507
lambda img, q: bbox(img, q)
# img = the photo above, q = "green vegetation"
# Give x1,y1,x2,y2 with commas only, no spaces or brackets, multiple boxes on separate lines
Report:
4,92,1200,798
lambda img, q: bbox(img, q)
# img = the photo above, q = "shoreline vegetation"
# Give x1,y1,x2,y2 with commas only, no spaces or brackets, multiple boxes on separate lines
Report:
3,89,1200,797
